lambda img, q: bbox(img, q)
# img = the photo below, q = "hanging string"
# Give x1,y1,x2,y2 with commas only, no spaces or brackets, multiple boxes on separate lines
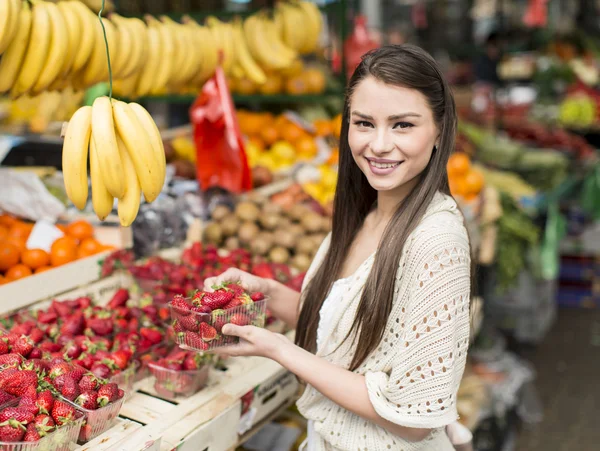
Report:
98,0,113,99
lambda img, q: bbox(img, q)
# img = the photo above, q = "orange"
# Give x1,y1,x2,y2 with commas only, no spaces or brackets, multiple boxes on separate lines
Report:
280,121,306,144
77,247,96,259
0,243,20,272
0,275,6,285
79,238,101,255
295,136,318,159
100,245,116,252
302,68,326,94
314,119,333,137
284,75,309,95
21,249,50,270
5,264,32,281
447,153,470,177
56,224,68,233
34,266,53,274
247,136,266,151
0,214,18,228
331,114,342,139
258,74,283,95
9,237,27,253
50,239,77,266
327,147,339,165
8,222,33,240
449,178,468,197
66,220,94,242
464,170,485,195
260,126,279,147
52,236,78,249
0,226,8,242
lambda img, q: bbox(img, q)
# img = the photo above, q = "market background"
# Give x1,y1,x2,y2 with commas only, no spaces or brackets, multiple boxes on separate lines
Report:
0,0,599,450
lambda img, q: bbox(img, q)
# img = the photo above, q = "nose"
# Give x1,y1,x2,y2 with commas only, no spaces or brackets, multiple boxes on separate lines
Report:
369,129,394,154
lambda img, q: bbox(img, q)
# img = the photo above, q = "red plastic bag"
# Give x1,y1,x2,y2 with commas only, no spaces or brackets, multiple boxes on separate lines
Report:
190,67,252,194
344,15,379,79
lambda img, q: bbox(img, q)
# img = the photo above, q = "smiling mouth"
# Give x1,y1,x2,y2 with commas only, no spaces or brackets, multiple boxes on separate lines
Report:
366,158,403,169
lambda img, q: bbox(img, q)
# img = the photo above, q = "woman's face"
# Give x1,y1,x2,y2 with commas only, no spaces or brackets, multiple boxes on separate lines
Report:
348,76,438,194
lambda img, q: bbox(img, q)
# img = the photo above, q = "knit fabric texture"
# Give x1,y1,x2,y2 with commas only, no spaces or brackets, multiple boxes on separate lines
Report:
297,192,471,451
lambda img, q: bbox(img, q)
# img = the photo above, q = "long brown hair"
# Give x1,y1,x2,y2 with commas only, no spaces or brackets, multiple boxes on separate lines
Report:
295,45,459,371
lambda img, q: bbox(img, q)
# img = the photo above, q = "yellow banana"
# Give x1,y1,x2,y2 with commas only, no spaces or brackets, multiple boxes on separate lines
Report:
62,105,92,210
206,16,234,74
70,1,96,72
0,0,19,55
146,15,174,93
111,100,161,202
90,138,114,221
136,25,161,97
82,18,110,87
232,19,266,85
183,17,218,87
260,15,297,62
0,2,32,94
116,134,141,227
277,2,308,53
33,2,69,94
12,2,51,97
116,16,148,79
243,15,293,71
56,1,80,80
113,72,140,98
91,96,125,199
296,0,322,53
128,102,166,190
109,15,132,79
159,16,189,89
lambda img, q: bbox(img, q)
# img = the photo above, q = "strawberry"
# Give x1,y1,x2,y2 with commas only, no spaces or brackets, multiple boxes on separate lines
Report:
0,390,14,405
23,422,41,442
1,333,19,346
90,363,111,379
140,327,163,345
183,353,203,370
250,292,265,302
192,305,212,315
0,340,8,355
229,314,250,327
29,348,43,359
201,290,234,310
223,297,243,310
181,331,208,350
50,301,71,318
18,396,39,416
178,314,199,332
78,374,99,392
252,263,275,280
79,423,92,442
0,420,26,442
33,414,55,435
29,328,45,344
211,310,227,333
0,353,23,368
48,362,71,380
172,320,185,334
117,389,124,399
76,354,94,370
60,377,80,401
37,311,58,324
109,350,132,371
0,407,35,424
39,342,61,353
107,288,130,309
59,312,85,336
171,295,192,316
199,323,217,342
77,296,92,309
68,367,86,383
1,370,37,396
51,400,75,425
36,391,54,415
87,315,113,337
75,390,98,410
97,383,119,407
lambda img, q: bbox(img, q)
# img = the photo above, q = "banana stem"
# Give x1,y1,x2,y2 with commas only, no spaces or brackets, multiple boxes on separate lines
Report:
98,0,112,99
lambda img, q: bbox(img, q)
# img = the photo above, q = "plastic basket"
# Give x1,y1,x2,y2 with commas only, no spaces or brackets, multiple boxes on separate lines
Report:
169,299,267,352
62,393,125,444
148,363,210,398
0,400,84,451
109,361,138,400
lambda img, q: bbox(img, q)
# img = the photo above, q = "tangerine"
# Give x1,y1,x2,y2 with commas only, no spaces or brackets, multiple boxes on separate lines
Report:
79,238,101,255
66,220,94,242
8,222,33,240
50,240,77,266
296,136,318,159
0,275,6,285
331,114,342,139
9,237,27,253
5,264,32,281
52,236,78,249
447,153,471,177
21,249,50,270
0,243,20,272
280,122,306,144
314,119,333,137
34,266,53,274
0,226,8,242
464,170,485,196
302,68,326,94
260,126,279,147
0,214,17,228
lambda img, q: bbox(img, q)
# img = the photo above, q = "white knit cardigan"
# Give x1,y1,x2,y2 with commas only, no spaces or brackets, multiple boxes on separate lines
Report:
297,192,471,451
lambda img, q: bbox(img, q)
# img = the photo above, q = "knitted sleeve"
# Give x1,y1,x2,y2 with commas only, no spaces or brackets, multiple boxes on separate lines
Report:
364,223,471,429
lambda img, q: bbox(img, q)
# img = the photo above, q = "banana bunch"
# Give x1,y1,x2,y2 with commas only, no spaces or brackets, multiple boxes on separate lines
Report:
62,97,166,226
275,0,322,55
0,0,22,55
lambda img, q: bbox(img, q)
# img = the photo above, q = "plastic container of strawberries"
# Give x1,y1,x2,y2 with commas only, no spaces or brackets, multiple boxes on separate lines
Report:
148,362,210,398
169,298,268,352
109,361,139,400
0,400,84,451
62,393,125,444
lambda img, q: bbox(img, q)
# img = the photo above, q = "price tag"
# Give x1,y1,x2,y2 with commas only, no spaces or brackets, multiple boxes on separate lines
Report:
237,407,257,435
26,220,64,252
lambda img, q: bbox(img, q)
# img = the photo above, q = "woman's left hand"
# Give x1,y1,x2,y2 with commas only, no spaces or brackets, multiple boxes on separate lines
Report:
217,324,292,361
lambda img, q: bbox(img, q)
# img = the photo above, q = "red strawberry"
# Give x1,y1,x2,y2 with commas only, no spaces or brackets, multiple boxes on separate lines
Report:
51,400,75,425
18,396,39,416
0,420,26,442
29,348,43,359
250,292,265,302
229,314,250,327
75,390,98,410
181,331,208,350
36,391,54,415
199,323,217,342
223,297,243,310
109,350,132,371
107,288,130,309
252,263,275,280
97,383,119,407
79,423,92,442
225,282,244,295
172,320,185,334
178,314,199,332
37,311,58,324
1,370,37,396
201,290,234,310
90,363,111,379
0,390,14,405
76,354,94,370
140,327,162,345
49,362,71,380
60,377,80,401
118,389,125,399
192,305,212,315
171,295,192,316
59,312,85,336
0,407,35,424
23,422,41,442
1,333,19,346
29,328,45,344
39,342,61,353
68,367,86,383
87,316,113,337
0,353,23,367
78,374,99,392
77,296,92,309
33,414,55,435
183,353,203,370
0,340,8,355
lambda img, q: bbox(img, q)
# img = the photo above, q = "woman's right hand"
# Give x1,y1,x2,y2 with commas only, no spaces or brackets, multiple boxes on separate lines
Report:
203,268,272,297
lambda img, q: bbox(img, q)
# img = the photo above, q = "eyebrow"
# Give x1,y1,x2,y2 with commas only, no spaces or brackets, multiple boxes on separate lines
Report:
351,111,422,120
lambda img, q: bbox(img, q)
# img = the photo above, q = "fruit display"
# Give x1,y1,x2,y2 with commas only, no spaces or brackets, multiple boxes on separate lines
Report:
559,94,598,129
447,152,485,201
0,217,114,285
169,283,267,352
62,97,167,226
203,197,330,272
148,348,214,397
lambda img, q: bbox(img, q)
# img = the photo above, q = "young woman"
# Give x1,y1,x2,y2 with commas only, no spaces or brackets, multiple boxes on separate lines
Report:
204,44,472,450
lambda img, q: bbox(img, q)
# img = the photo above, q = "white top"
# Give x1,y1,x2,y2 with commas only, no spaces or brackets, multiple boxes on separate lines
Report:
297,192,471,451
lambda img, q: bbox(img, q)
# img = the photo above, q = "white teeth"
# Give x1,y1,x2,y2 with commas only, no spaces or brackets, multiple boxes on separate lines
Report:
370,161,399,169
